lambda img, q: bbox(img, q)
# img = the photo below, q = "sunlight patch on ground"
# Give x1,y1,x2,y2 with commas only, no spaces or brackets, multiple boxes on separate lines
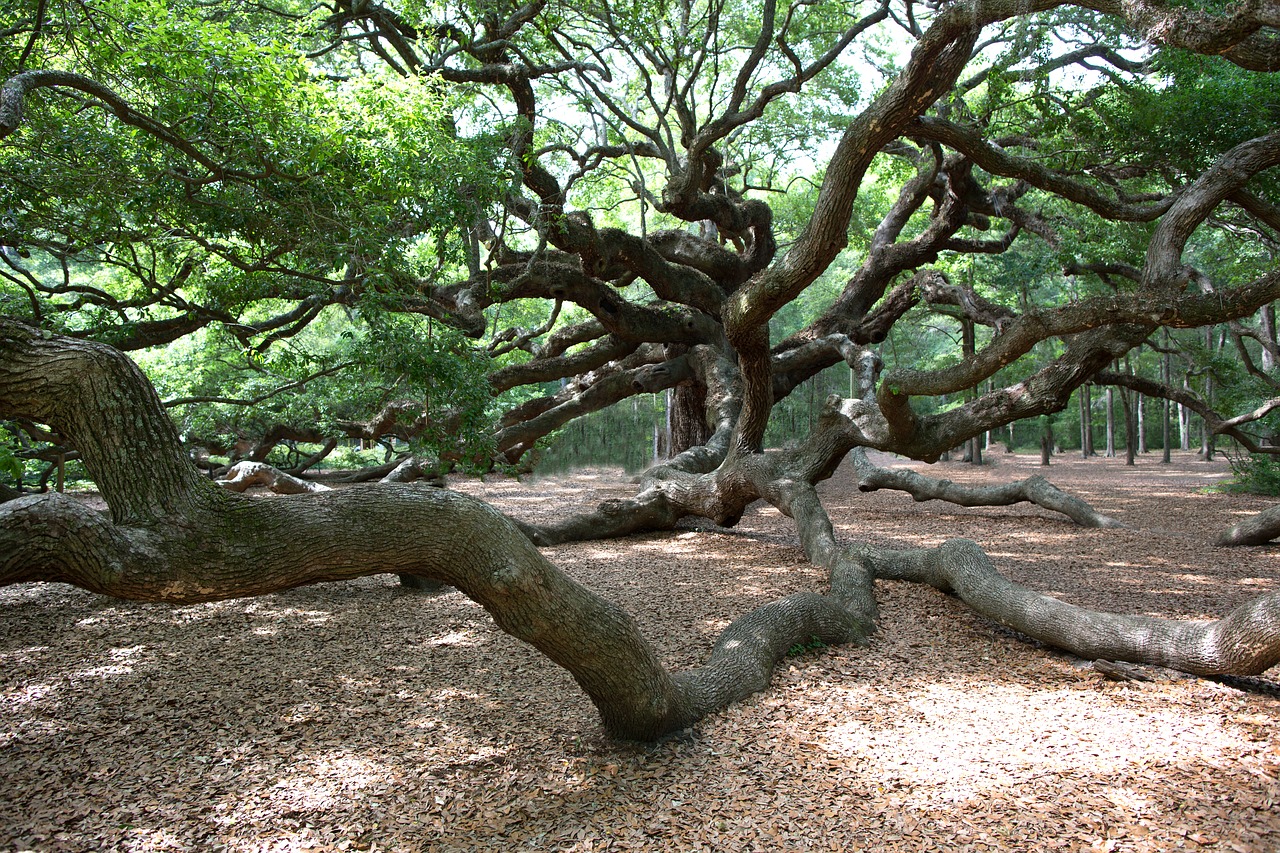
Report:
1,681,58,707
819,680,1253,806
121,826,192,853
253,751,396,816
0,644,49,662
631,538,707,556
71,645,148,680
426,628,485,647
158,599,248,624
242,604,334,624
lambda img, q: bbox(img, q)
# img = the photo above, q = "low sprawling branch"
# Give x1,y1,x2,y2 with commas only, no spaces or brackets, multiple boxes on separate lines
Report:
846,449,1124,528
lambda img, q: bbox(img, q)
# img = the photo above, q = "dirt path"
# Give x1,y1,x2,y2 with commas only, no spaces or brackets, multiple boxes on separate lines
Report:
2,452,1278,852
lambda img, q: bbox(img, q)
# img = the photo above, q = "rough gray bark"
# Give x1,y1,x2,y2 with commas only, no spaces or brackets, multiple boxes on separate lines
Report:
846,449,1124,528
870,538,1280,676
0,321,866,740
1215,504,1280,547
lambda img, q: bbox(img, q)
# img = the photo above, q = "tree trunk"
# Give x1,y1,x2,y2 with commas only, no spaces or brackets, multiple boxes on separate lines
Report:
1163,395,1172,463
1180,389,1191,451
1261,302,1278,371
1080,384,1095,457
1121,386,1136,466
962,318,981,465
1105,385,1116,457
669,381,711,455
1162,331,1173,463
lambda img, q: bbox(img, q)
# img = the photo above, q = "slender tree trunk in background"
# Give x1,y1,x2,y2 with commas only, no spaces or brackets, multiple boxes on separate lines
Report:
654,407,663,462
1079,386,1091,458
984,379,993,453
1162,397,1172,463
1105,384,1116,457
1261,303,1278,371
1127,355,1143,458
1086,384,1096,456
1120,386,1136,466
1040,416,1053,466
1180,379,1191,451
1161,331,1172,463
963,319,981,465
1137,395,1146,453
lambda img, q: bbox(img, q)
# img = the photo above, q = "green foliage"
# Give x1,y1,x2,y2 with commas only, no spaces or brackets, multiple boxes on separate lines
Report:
786,635,828,657
1222,453,1280,497
1072,50,1280,176
0,0,510,336
0,426,24,485
537,395,669,475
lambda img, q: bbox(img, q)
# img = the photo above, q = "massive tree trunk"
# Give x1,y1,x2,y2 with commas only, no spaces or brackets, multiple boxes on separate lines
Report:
4,321,1280,744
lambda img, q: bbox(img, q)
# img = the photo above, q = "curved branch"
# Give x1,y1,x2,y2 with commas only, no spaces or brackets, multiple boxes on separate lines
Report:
1,69,256,181
846,449,1124,528
911,116,1174,222
872,538,1280,675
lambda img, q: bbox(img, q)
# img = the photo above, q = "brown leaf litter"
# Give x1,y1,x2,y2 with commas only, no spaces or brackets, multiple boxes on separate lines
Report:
1,451,1277,852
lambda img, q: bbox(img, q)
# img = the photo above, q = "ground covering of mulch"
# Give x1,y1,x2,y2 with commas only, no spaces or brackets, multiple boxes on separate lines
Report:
2,450,1278,852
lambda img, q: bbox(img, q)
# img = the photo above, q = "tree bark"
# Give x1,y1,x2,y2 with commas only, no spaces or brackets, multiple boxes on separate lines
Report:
846,449,1123,528
0,321,871,740
1040,416,1053,466
216,461,333,494
1215,505,1280,547
871,538,1280,676
1105,385,1116,457
1120,385,1136,466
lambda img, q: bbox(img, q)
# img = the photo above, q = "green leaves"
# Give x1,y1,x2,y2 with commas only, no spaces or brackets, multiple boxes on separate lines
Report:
0,426,24,484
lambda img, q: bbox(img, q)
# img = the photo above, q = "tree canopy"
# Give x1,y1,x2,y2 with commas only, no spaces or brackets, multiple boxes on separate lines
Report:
3,0,1280,739
2,0,1278,471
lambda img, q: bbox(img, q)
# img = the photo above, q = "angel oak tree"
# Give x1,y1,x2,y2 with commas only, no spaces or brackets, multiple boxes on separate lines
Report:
4,0,1280,739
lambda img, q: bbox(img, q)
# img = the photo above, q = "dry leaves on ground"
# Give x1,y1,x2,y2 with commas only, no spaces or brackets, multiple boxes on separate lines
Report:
1,451,1278,852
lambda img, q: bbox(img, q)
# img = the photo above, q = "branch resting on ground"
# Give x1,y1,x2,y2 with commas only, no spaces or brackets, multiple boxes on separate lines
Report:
216,461,332,494
847,449,1125,528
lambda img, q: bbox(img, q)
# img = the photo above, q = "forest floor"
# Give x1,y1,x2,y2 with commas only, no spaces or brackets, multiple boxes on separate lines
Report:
1,450,1279,852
